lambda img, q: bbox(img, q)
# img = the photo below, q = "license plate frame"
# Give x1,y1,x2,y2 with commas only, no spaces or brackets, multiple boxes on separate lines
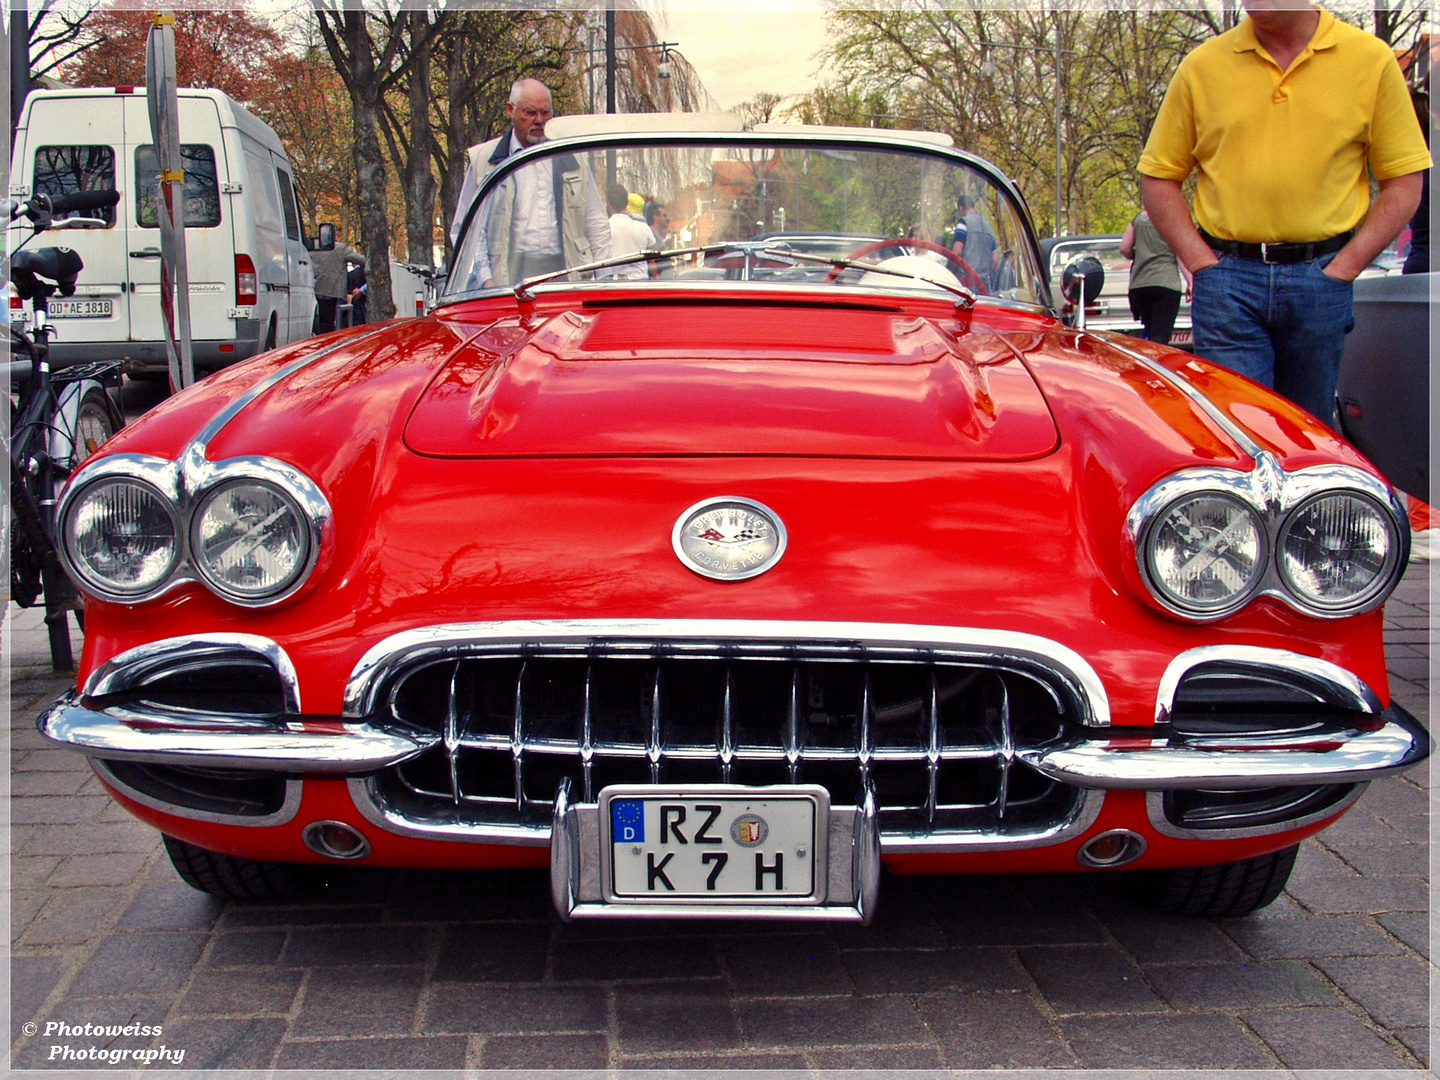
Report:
597,784,830,907
48,298,114,319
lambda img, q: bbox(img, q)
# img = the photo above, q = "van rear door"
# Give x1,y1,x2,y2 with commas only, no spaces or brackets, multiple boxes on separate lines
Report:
121,94,233,346
17,96,130,343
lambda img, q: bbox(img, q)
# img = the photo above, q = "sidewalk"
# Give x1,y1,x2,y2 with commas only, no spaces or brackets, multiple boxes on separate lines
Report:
5,563,1431,1070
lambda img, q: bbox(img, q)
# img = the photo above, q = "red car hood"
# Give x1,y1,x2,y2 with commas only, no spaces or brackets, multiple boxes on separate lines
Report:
403,305,1059,460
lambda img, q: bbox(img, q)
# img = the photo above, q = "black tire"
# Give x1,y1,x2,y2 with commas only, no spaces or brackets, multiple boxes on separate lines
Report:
70,386,117,468
262,318,278,353
1126,844,1298,916
163,834,314,900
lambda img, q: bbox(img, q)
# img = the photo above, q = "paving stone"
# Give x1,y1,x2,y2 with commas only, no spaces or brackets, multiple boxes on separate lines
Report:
1317,807,1402,844
619,1052,807,1069
20,887,127,946
67,933,208,998
223,903,388,928
1018,945,1163,1015
478,1033,608,1068
1328,842,1428,877
10,889,49,942
615,984,740,1053
155,1017,286,1070
10,997,170,1069
114,880,223,932
843,946,1029,995
1223,915,1404,959
10,954,65,1044
11,856,60,889
1062,1014,1272,1068
832,904,947,950
205,930,287,967
388,868,554,922
1356,777,1429,825
1099,909,1242,964
1244,1007,1409,1069
720,934,852,997
810,1045,946,1068
1377,912,1428,957
22,822,160,856
281,924,431,967
424,985,608,1035
11,771,91,797
1286,874,1431,914
735,994,927,1048
935,905,1107,947
1146,959,1336,1008
1394,1026,1429,1066
553,935,721,982
432,922,550,982
1290,838,1360,883
916,991,1073,1068
1317,955,1430,1028
292,966,425,1037
10,795,110,824
275,1035,467,1070
46,853,150,889
175,968,303,1018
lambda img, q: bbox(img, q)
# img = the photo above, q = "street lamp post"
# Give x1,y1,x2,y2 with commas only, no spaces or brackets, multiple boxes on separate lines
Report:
981,13,1075,237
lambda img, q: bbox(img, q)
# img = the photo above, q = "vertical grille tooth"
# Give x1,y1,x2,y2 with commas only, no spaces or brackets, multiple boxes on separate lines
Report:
994,679,1013,819
720,666,735,783
581,663,594,803
926,669,940,824
648,666,662,784
512,660,526,813
444,661,462,806
784,665,800,782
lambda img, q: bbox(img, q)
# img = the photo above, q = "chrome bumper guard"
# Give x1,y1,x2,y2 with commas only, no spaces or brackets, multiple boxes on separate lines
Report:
38,690,438,773
1018,704,1429,790
548,779,883,923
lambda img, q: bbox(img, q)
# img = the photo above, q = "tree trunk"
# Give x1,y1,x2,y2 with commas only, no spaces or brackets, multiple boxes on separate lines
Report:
404,17,437,269
340,10,394,320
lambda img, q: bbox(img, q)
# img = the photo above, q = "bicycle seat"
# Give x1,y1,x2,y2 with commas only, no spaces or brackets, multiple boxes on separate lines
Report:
12,247,83,300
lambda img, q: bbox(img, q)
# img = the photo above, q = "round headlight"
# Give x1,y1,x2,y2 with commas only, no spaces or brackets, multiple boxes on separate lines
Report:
64,479,180,598
1146,493,1265,614
1279,492,1396,612
192,481,312,601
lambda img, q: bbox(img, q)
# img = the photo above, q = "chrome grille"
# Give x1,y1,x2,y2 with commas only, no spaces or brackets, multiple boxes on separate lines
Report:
374,649,1084,840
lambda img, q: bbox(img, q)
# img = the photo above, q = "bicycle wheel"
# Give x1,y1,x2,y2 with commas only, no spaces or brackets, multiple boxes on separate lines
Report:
70,386,117,468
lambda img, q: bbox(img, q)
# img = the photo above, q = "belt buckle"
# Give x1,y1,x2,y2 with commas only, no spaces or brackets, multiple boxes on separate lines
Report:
1260,242,1279,264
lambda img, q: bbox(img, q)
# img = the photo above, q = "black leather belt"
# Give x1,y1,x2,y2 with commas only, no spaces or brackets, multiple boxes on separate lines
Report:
1200,229,1354,264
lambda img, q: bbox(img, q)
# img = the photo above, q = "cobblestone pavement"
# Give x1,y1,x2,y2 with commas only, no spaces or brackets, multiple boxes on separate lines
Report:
5,564,1430,1072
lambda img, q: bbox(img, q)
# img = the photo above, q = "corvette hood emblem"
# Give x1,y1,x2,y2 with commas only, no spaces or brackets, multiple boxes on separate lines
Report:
673,497,787,581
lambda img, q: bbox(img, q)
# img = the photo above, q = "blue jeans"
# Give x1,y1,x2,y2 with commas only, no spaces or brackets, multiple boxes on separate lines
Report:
1190,252,1355,426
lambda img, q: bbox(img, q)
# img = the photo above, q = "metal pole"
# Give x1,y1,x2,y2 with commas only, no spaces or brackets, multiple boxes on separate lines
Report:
1054,11,1062,238
11,0,30,144
605,1,616,115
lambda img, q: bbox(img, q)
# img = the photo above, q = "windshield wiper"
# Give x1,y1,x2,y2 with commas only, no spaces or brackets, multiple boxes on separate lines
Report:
513,243,732,300
757,246,977,310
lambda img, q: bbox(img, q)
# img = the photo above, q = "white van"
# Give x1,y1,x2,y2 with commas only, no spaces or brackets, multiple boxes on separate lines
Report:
9,86,316,374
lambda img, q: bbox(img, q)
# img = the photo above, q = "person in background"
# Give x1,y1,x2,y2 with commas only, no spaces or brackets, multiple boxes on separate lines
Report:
312,233,365,334
950,193,997,290
644,200,670,244
345,258,368,326
607,183,656,278
1119,209,1190,344
1402,77,1431,275
1139,0,1428,426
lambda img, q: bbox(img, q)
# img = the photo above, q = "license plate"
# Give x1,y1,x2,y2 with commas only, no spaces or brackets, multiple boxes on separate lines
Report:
601,785,824,902
1170,328,1193,344
49,299,113,319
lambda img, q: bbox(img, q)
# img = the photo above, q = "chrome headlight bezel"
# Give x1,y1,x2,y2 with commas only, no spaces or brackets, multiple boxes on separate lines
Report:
1125,454,1408,621
56,451,332,609
1276,489,1403,614
190,478,317,604
60,475,184,601
1140,491,1268,618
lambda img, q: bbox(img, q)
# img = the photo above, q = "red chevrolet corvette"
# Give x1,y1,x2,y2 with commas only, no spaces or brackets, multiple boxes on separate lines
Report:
42,122,1428,922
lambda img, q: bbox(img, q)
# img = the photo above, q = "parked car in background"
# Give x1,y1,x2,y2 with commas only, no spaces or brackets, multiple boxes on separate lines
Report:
9,87,316,376
41,119,1426,924
1043,234,1193,348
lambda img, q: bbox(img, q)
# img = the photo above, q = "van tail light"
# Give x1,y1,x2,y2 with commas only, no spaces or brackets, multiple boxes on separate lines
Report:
9,289,22,310
235,254,257,305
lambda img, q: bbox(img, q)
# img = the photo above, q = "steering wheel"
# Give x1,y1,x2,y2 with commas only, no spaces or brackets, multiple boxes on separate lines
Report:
825,237,988,294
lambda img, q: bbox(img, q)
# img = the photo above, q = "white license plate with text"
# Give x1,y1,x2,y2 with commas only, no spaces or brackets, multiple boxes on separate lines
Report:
48,299,113,319
601,786,825,903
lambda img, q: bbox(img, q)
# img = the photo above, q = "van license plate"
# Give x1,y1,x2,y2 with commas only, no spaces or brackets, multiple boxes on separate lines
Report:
49,299,113,319
1170,328,1192,345
603,787,821,901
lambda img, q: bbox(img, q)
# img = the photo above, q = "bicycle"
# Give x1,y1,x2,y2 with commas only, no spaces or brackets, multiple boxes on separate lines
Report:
7,188,126,671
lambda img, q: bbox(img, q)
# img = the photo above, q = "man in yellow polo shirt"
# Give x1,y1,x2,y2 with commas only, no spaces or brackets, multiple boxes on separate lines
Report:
1139,0,1428,425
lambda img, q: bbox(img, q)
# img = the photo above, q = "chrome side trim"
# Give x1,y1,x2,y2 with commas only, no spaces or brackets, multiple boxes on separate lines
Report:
40,691,437,772
347,773,1106,855
1123,455,1408,621
1144,784,1367,841
1091,333,1264,458
83,633,303,714
91,758,303,827
1155,645,1384,724
343,619,1112,728
1017,704,1429,790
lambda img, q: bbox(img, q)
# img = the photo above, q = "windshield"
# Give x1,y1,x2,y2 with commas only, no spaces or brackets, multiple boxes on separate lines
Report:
445,136,1047,307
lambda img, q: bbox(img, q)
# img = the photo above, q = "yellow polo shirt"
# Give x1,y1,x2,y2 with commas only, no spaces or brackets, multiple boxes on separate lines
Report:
1139,10,1430,243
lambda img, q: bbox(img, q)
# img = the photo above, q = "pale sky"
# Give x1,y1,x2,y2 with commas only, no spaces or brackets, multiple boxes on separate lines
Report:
658,5,835,113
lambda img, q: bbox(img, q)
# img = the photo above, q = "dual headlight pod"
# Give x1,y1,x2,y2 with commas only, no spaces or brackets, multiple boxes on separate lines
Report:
58,454,330,607
1127,458,1406,620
